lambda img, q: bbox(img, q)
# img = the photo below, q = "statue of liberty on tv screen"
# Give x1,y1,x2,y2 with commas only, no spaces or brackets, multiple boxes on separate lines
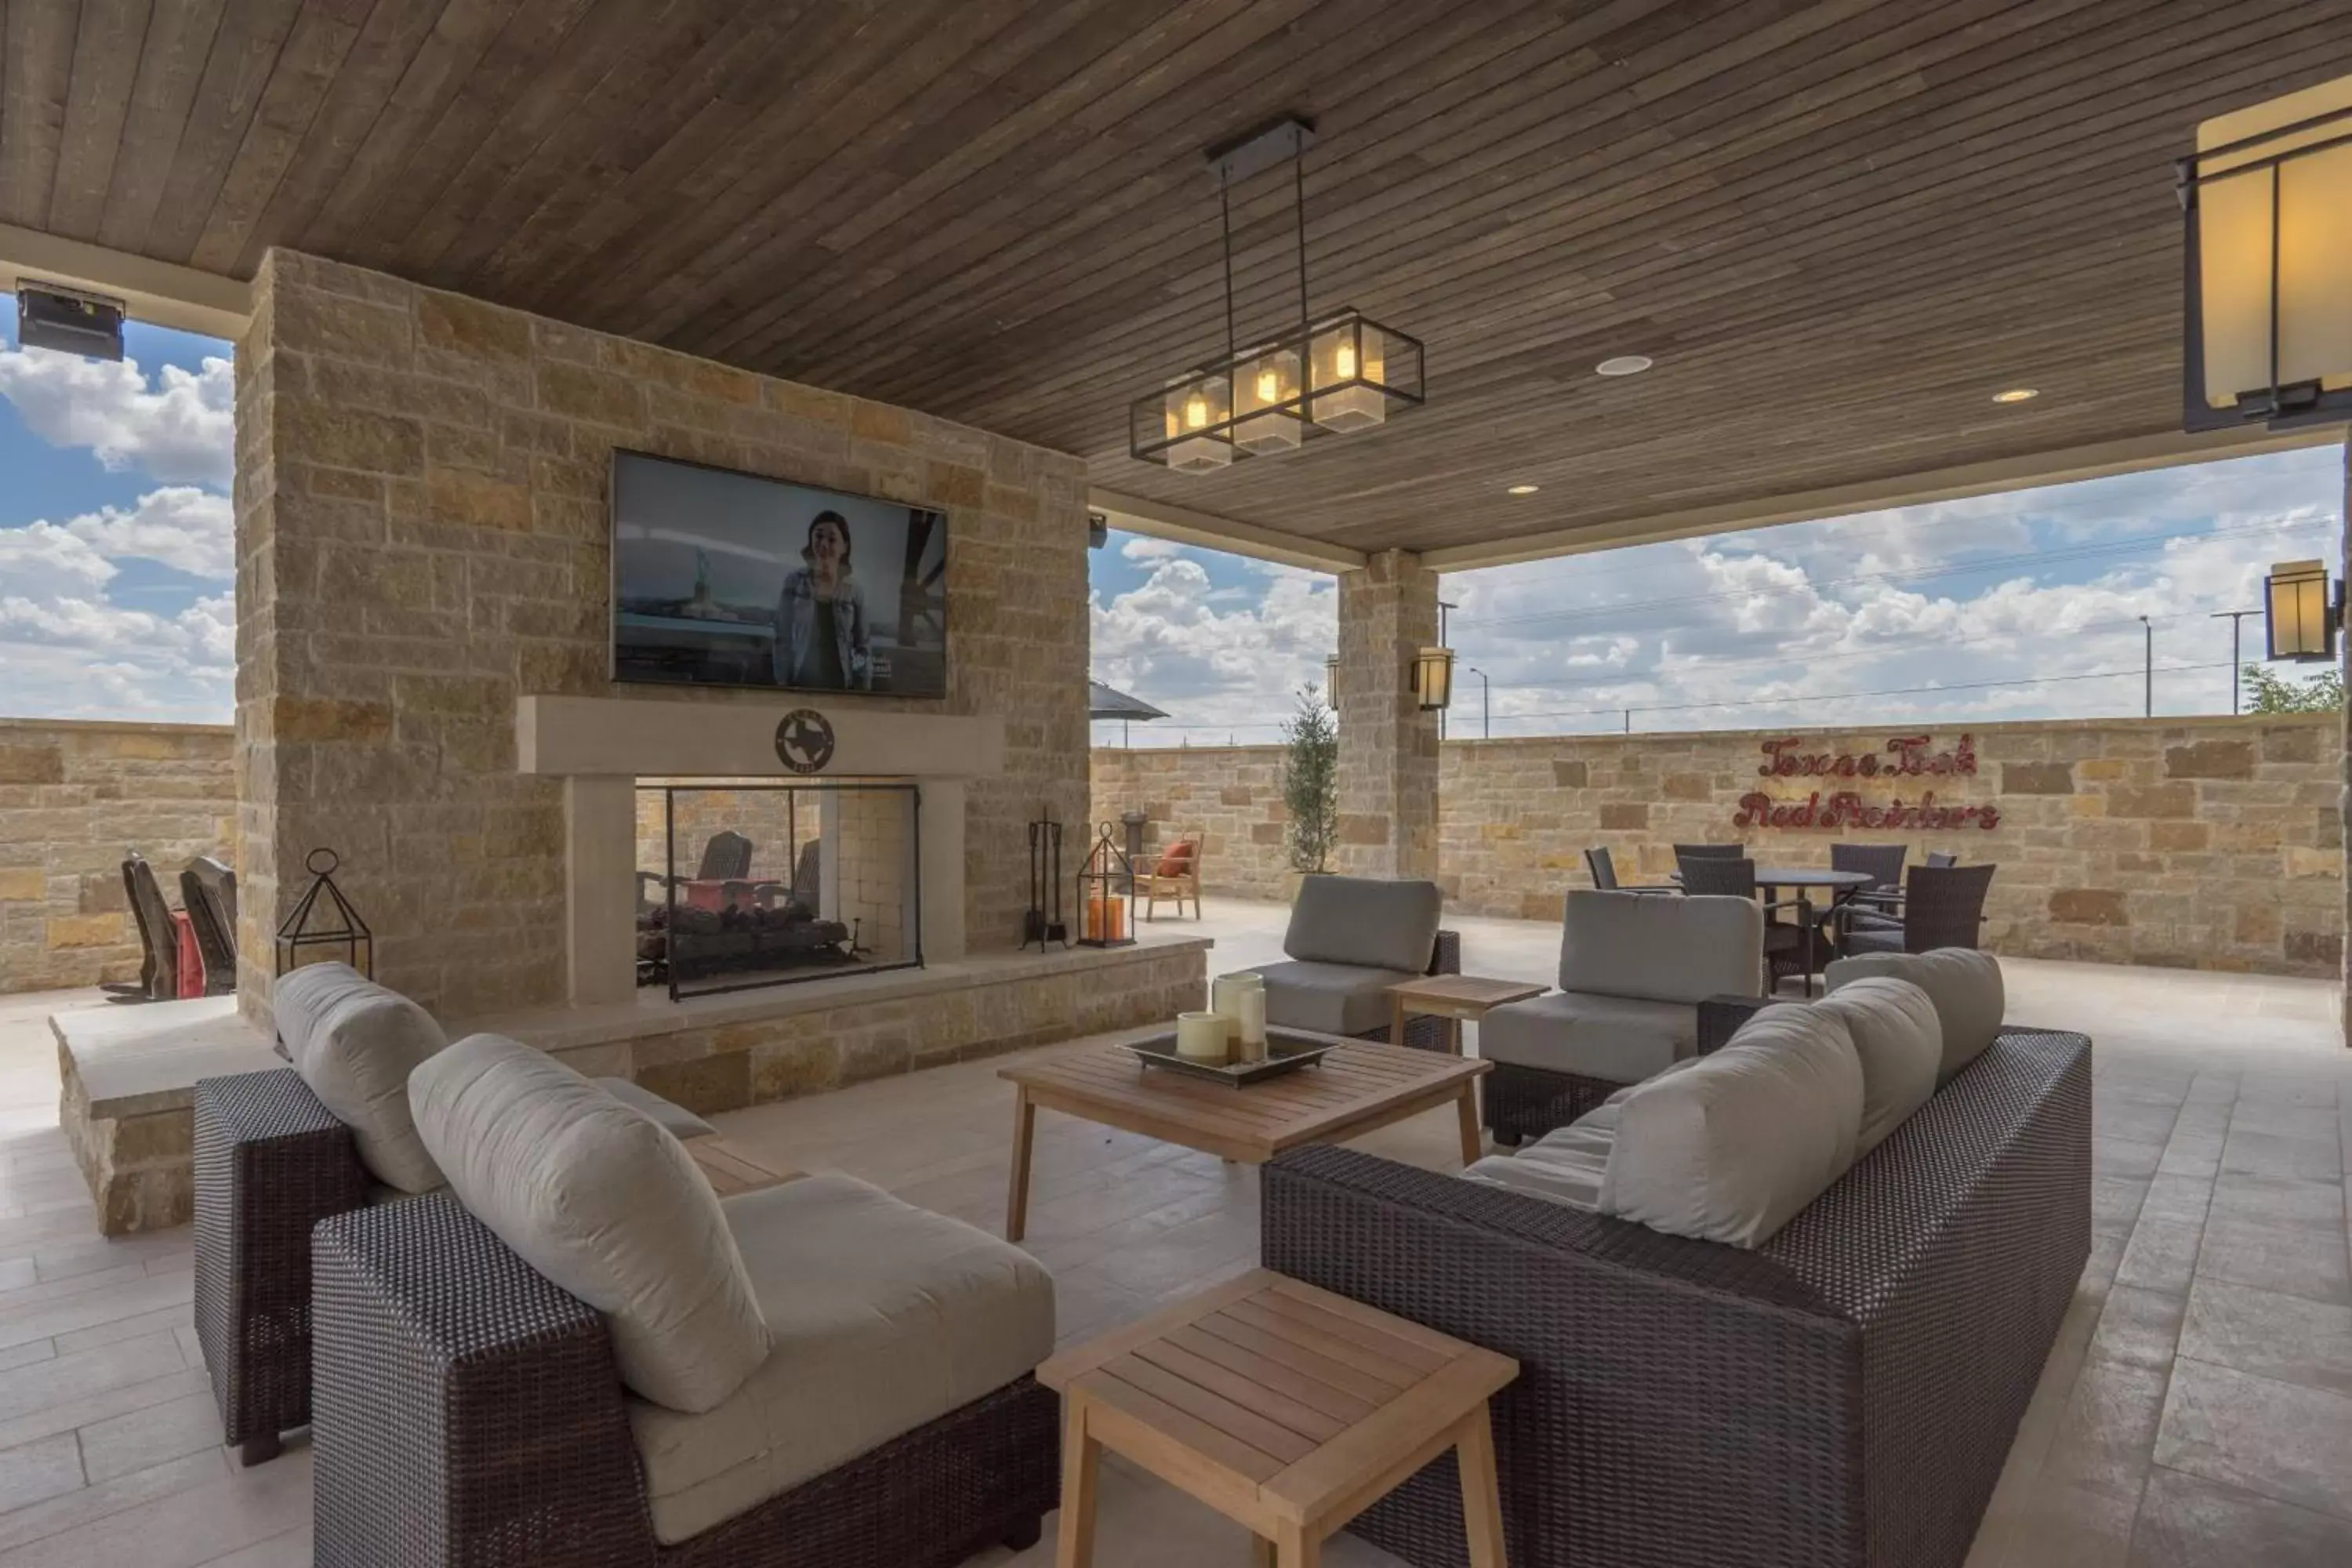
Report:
610,450,949,698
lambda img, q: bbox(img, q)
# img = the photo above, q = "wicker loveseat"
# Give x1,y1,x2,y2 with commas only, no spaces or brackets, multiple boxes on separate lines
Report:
309,1035,1057,1568
1261,1000,2091,1568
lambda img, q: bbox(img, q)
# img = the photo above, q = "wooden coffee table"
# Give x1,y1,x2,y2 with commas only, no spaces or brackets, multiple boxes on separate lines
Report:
1039,1268,1517,1566
1386,975,1548,1057
996,1035,1490,1243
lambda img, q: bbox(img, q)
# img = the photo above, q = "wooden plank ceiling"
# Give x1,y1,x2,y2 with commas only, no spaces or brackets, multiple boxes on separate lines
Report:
5,0,2350,557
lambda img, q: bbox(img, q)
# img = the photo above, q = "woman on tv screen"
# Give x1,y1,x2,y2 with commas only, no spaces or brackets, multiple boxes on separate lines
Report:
772,511,872,690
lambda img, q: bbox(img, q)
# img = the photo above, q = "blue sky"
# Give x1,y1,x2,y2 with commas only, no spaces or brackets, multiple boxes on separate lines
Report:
0,296,235,720
1091,445,2347,746
0,294,2339,739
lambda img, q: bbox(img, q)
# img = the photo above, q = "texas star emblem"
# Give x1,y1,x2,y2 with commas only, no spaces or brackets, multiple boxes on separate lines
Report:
774,710,835,775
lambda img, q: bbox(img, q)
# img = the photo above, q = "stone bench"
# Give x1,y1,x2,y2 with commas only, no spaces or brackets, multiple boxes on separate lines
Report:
55,997,281,1236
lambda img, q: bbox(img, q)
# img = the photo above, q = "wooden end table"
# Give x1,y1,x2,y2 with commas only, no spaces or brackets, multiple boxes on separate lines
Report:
997,1035,1490,1243
1040,1267,1518,1566
1386,975,1548,1057
687,1137,801,1197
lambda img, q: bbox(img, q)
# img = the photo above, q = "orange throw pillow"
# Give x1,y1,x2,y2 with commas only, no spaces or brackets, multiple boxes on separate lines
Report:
1154,840,1197,877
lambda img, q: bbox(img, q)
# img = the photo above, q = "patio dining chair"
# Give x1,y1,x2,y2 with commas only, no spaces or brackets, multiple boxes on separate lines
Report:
180,856,238,997
1838,862,1997,954
1671,842,1744,860
1927,851,1959,868
1831,842,1907,932
122,852,179,1001
1675,855,1809,991
1583,846,1674,895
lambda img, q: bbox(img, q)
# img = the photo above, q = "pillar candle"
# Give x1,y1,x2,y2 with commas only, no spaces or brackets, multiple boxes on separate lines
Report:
1174,1011,1229,1064
1236,985,1268,1062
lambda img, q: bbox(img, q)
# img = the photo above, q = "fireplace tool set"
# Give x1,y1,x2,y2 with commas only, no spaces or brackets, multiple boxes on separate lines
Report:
1025,818,1069,949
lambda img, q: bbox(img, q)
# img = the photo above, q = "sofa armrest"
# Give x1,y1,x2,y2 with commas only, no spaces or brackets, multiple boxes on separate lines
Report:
1697,993,1773,1054
311,1193,653,1566
193,1068,371,1450
1262,1146,1858,1566
1427,927,1461,977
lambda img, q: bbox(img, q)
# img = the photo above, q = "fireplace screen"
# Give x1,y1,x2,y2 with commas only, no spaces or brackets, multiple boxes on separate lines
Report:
637,782,921,1000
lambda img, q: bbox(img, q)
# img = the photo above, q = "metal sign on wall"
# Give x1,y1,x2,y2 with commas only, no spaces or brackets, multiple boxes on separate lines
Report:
1733,734,2000,831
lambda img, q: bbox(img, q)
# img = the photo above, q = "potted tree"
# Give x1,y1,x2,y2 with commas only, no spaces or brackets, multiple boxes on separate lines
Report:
1279,684,1338,902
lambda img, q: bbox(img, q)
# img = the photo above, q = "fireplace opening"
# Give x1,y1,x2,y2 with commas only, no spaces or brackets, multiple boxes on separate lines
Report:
636,781,921,1000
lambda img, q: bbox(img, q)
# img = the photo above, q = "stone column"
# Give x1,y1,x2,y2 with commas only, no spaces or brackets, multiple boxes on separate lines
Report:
2340,435,2350,1048
1335,549,1442,880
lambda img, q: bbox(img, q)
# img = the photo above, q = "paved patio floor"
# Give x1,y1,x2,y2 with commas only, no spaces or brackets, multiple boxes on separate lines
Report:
0,900,2343,1564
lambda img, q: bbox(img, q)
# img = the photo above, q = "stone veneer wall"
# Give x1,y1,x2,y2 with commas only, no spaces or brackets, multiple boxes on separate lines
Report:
1092,713,2343,977
1087,745,1295,901
234,250,1089,1025
0,720,237,994
1334,550,1441,879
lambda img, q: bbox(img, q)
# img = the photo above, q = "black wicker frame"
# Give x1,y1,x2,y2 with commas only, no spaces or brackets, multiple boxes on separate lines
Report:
1345,928,1462,1051
193,1067,371,1465
1265,1024,2092,1568
311,1192,1058,1568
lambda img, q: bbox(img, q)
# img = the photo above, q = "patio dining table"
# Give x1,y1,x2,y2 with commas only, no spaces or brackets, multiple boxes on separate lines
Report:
1671,866,1879,985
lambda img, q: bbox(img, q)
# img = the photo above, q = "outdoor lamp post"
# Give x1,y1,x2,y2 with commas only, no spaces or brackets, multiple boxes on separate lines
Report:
2265,559,2341,661
1465,666,1490,739
1410,646,1455,712
2177,73,2352,433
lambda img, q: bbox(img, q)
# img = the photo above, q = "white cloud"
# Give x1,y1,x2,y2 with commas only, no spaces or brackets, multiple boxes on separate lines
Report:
0,345,235,488
61,487,234,578
1120,536,1185,561
0,521,117,600
1091,556,1337,740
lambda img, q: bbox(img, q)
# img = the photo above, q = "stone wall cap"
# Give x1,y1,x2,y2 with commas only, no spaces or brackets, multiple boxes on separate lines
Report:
54,996,278,1119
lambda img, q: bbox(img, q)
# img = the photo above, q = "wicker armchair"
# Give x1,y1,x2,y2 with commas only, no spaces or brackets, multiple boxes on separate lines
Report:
310,1192,1058,1568
1264,1014,2091,1568
1839,862,1997,955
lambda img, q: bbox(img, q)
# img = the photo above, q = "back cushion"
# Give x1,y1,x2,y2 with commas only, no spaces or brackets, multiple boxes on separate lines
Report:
1559,891,1762,1004
409,1035,771,1414
1813,978,1942,1157
1599,1003,1863,1248
1283,875,1443,974
275,964,448,1193
1826,949,2004,1083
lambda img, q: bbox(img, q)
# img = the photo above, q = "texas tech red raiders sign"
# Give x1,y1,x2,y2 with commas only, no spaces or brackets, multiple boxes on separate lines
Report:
1735,734,1999,831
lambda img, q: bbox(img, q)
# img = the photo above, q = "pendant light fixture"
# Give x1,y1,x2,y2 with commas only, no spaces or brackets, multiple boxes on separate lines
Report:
1130,118,1424,472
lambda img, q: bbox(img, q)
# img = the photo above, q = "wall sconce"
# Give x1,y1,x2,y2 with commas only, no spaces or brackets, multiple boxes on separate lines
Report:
1323,652,1340,704
2265,559,2342,661
2178,73,2352,431
1410,646,1455,711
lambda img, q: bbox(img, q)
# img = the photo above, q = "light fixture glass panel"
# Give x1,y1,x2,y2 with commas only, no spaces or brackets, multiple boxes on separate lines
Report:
2194,75,2352,409
1311,318,1387,432
1161,373,1232,472
2266,558,2335,660
1233,344,1303,454
1412,645,1454,711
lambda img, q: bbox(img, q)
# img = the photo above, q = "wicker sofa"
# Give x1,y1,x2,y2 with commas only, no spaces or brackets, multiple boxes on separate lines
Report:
1262,996,2091,1568
193,966,712,1465
1254,873,1463,1052
310,1035,1057,1568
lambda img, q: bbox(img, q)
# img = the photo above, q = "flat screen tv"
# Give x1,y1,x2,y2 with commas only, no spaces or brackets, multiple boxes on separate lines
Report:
611,450,948,698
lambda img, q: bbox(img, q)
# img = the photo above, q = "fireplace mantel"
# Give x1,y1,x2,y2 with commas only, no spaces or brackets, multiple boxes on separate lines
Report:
514,695,1001,1006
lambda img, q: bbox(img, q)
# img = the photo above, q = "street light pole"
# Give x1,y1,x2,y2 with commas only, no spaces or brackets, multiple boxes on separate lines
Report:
2210,609,2259,715
2139,615,2153,717
1436,599,1457,741
1465,666,1490,739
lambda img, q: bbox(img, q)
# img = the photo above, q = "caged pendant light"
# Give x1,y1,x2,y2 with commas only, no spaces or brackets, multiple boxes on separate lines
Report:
1130,118,1424,472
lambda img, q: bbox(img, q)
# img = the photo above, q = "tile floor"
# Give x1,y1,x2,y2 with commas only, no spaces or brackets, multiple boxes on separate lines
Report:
0,902,2344,1566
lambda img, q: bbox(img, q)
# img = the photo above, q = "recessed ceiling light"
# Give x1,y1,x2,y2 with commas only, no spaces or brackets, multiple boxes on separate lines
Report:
1595,354,1653,377
1506,483,1540,495
1991,387,2039,404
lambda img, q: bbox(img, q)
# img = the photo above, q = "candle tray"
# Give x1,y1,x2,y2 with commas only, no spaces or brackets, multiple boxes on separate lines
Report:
1124,1027,1338,1085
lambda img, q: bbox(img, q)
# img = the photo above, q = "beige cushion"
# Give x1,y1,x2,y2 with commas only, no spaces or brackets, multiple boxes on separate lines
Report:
1558,891,1763,1004
1479,990,1698,1083
275,963,448,1193
630,1174,1054,1544
1257,959,1419,1036
1826,949,2004,1083
1461,1116,1614,1211
1599,1003,1864,1248
1813,978,1942,1157
409,1034,770,1414
1283,875,1443,974
594,1076,717,1142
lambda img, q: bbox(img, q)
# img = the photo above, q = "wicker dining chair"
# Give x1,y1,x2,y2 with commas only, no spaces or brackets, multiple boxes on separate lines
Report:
1675,855,1808,989
1671,842,1744,859
1831,842,1907,932
1927,851,1959,868
1583,846,1675,895
1840,862,1997,954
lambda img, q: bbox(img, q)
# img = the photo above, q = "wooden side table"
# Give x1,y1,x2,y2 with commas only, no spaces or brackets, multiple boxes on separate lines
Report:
687,1138,802,1197
1039,1268,1517,1566
1386,975,1548,1057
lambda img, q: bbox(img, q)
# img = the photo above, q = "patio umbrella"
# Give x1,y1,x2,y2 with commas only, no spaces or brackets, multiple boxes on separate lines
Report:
1089,680,1167,746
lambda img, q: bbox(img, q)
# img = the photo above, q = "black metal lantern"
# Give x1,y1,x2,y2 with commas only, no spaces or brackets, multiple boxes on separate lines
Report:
1076,824,1135,949
1411,644,1456,711
2177,74,2352,433
2265,558,2343,662
275,848,373,977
